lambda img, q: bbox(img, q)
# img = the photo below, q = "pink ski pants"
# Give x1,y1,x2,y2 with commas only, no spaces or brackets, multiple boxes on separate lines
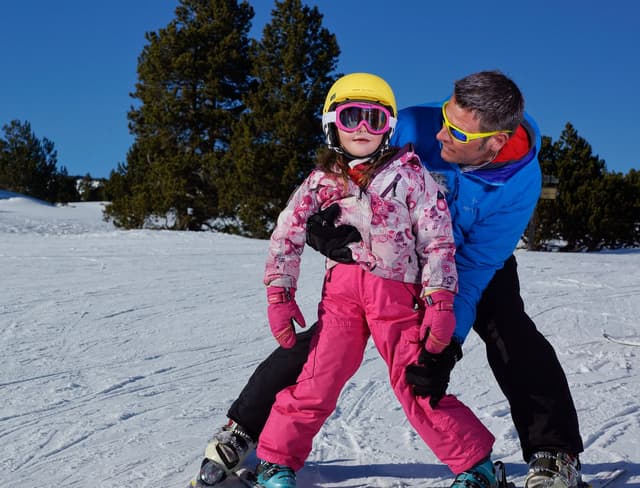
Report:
257,265,494,473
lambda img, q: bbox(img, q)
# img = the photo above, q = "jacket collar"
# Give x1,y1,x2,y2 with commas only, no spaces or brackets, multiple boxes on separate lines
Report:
463,120,537,184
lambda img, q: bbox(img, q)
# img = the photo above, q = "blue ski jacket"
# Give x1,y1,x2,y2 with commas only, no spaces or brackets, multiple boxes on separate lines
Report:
390,101,542,342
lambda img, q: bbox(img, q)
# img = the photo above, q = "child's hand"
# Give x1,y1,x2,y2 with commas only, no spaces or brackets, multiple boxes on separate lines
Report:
266,287,306,348
421,290,455,354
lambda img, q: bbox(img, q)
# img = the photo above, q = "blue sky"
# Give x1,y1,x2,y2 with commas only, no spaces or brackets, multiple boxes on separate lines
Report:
1,0,638,178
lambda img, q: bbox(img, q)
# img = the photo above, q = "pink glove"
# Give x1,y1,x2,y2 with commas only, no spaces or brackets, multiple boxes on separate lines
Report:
267,286,306,348
421,290,456,354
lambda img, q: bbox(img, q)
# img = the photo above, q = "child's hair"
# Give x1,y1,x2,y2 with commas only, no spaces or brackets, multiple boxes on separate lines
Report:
316,145,397,189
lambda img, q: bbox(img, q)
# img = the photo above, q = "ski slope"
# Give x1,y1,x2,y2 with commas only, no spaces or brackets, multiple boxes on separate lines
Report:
1,193,639,487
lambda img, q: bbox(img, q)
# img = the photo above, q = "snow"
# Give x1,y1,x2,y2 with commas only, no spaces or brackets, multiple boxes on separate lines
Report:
1,194,639,488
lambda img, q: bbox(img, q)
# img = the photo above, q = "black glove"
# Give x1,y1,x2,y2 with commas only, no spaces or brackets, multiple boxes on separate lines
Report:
405,338,463,408
306,203,362,264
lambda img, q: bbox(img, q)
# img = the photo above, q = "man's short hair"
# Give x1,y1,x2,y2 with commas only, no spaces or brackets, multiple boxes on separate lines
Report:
454,70,524,133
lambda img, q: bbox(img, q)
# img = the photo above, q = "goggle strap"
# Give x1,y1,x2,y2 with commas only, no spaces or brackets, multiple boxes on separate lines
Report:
322,112,337,125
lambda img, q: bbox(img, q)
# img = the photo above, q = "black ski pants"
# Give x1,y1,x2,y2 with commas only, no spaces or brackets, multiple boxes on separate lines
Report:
227,255,584,462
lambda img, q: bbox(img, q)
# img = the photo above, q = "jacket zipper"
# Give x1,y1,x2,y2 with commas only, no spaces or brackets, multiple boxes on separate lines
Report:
379,173,402,198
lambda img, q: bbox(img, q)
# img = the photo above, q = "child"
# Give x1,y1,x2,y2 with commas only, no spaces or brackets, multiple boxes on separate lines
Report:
256,73,496,488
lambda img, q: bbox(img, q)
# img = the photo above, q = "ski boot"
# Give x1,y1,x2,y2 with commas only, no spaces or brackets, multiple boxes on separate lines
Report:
254,460,296,488
193,420,257,486
494,461,516,488
451,457,498,488
524,451,581,488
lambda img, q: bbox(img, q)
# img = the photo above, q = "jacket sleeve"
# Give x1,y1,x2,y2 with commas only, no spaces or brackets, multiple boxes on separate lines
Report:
453,173,540,342
411,162,458,296
264,172,323,289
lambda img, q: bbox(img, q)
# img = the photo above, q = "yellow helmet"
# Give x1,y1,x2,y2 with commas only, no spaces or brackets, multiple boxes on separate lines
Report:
322,72,397,116
322,73,397,155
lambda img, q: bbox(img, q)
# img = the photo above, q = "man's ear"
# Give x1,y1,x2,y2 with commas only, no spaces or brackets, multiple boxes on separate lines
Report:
488,132,510,153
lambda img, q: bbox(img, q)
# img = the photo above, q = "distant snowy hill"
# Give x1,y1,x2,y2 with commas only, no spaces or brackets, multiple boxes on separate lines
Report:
1,195,638,487
0,191,114,234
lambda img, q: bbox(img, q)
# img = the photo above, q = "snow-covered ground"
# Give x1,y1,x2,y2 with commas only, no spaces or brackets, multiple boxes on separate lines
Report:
1,193,639,488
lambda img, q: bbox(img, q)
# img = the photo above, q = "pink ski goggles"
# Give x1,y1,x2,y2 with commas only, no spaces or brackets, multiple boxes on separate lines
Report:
323,102,396,135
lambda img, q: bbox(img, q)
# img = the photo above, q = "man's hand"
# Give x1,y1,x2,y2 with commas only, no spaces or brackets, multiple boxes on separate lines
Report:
405,338,462,408
306,204,361,263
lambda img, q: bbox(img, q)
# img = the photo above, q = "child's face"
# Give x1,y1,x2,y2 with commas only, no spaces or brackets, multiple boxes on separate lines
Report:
337,127,385,158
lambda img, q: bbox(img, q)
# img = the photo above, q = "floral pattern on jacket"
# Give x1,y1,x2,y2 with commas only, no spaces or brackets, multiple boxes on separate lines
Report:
264,145,457,296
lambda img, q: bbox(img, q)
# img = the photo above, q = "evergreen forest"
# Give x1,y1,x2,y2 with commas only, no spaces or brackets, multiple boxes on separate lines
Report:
1,0,638,250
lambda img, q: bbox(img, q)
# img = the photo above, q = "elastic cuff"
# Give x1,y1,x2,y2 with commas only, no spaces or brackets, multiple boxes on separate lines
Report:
267,287,292,304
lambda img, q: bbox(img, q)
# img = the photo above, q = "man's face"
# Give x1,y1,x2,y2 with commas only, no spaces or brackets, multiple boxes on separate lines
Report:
436,96,498,166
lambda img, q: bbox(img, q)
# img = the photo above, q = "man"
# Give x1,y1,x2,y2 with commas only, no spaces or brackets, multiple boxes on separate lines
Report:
193,71,584,488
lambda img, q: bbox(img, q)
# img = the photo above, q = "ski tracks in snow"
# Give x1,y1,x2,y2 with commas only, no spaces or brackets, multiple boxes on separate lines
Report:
2,218,639,486
0,231,278,487
515,252,640,484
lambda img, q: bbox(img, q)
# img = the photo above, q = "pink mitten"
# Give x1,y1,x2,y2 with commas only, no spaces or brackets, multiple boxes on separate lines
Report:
421,290,456,354
266,287,306,348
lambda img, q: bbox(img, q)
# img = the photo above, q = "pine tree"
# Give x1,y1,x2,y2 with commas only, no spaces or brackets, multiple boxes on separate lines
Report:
0,120,64,202
549,123,607,251
536,128,640,251
221,0,340,237
52,167,80,204
77,173,106,202
0,137,5,186
626,169,640,246
104,142,168,228
532,135,561,248
589,171,637,248
106,0,254,229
